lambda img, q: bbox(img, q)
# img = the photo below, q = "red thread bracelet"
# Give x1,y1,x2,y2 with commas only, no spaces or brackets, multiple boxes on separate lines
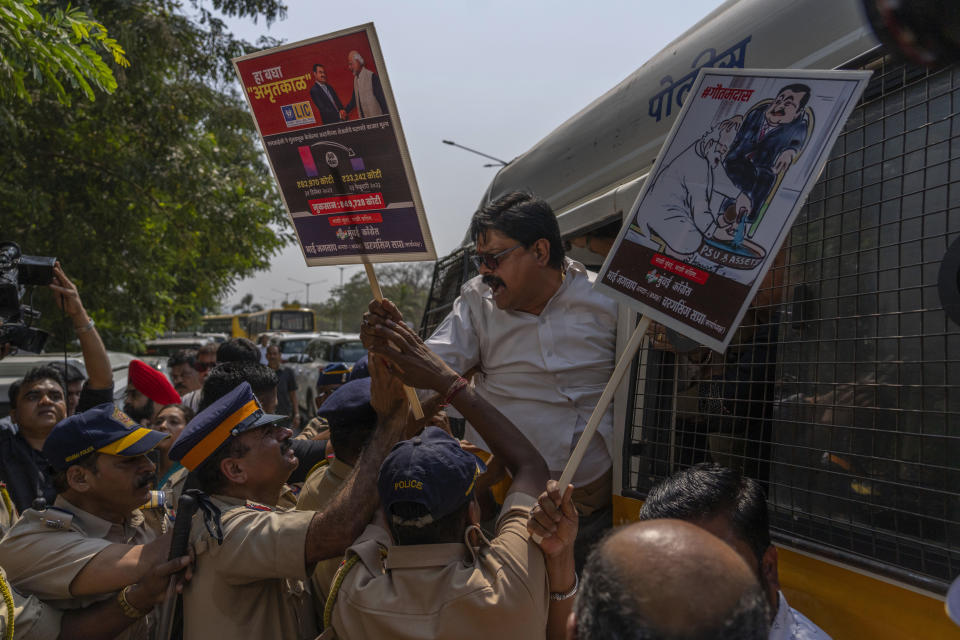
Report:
441,377,468,407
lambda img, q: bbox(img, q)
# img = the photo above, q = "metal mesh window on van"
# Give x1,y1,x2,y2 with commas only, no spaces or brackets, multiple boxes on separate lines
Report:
625,55,959,593
420,248,477,338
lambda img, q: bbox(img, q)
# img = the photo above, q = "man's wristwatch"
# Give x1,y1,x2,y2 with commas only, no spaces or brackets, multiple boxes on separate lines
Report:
117,585,148,618
549,573,579,601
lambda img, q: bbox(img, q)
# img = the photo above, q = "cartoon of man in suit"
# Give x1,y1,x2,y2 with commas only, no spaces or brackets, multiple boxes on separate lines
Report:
714,84,810,242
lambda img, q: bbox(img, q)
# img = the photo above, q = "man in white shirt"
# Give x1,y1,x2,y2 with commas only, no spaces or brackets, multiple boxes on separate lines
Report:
364,191,618,566
637,463,832,640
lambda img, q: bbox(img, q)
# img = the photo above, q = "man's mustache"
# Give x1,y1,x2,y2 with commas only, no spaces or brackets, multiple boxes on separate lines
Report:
482,275,504,289
135,473,153,489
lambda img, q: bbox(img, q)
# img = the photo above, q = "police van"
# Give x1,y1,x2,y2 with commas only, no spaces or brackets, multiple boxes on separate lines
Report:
420,0,960,637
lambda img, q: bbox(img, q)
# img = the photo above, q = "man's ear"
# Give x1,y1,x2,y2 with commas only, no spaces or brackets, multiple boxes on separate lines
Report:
566,612,577,640
219,456,247,485
533,238,551,266
761,545,781,608
66,465,93,493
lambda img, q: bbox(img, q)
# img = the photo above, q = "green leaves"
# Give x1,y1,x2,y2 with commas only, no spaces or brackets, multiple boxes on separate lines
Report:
0,0,129,105
1,0,289,351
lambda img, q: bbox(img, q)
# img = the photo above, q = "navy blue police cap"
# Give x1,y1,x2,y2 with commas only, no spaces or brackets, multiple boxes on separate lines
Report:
168,381,287,470
377,426,487,527
346,354,369,381
43,403,169,471
317,362,350,386
316,378,376,428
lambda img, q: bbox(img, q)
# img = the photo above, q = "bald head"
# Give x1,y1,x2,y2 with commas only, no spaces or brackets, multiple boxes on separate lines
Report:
571,519,769,640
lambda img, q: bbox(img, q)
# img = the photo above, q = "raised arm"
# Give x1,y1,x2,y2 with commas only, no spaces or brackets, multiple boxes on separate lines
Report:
303,354,406,564
528,480,579,640
49,263,112,390
365,307,549,497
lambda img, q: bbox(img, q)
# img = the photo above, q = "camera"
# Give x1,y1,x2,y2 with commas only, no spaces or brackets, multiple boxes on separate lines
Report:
0,242,56,353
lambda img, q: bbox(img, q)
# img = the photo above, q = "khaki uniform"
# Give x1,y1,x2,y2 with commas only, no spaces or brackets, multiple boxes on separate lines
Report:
277,483,301,511
0,496,155,640
183,495,318,640
327,492,548,640
296,458,353,605
296,417,329,441
0,566,62,640
297,458,350,513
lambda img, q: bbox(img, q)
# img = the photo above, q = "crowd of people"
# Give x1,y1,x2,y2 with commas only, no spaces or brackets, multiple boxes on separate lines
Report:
0,193,836,639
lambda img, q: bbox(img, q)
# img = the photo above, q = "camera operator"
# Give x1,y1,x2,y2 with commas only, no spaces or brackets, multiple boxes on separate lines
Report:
0,263,114,512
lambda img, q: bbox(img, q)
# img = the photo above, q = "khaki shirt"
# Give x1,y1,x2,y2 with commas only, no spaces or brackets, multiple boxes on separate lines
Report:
296,458,353,606
328,492,548,640
183,494,318,640
297,417,329,441
296,457,351,512
0,566,62,640
277,483,301,511
0,495,155,640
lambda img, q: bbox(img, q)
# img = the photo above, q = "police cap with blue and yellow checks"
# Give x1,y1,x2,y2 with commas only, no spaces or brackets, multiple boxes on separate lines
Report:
43,403,170,471
169,381,288,470
377,426,487,527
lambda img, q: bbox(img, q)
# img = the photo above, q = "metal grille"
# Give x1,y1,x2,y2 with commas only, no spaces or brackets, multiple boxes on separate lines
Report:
419,247,477,338
626,56,960,591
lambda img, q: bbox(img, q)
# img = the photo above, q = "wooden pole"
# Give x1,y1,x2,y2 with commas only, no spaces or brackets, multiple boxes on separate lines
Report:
532,316,650,545
364,261,425,419
558,316,651,488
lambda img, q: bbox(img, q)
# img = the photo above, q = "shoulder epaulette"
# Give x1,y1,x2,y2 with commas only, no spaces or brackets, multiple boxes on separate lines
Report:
27,506,74,530
306,458,329,480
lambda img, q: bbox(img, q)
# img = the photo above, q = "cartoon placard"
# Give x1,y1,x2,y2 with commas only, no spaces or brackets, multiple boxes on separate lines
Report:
597,68,870,352
233,23,436,266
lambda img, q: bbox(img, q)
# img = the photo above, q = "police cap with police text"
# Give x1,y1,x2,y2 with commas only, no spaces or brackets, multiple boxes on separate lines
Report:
43,403,169,471
377,426,486,527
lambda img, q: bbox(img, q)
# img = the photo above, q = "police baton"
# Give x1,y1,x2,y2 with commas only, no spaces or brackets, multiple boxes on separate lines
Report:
157,493,197,640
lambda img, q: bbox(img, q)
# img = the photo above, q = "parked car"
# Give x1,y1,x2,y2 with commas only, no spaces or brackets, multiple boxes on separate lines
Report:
142,333,219,372
263,333,326,363
0,351,136,416
289,333,365,414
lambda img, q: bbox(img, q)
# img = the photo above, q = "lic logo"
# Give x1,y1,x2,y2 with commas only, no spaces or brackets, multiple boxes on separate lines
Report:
281,101,316,128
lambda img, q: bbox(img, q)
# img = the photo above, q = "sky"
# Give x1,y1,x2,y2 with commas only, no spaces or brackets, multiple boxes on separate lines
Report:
221,0,726,311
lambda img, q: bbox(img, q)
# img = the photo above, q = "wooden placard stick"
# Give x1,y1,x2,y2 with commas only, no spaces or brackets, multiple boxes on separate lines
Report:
364,261,425,419
558,316,650,487
531,316,650,544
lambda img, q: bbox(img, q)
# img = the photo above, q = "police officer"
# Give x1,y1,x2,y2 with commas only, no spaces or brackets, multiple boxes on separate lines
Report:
168,355,408,640
0,403,185,640
327,317,569,640
295,377,377,605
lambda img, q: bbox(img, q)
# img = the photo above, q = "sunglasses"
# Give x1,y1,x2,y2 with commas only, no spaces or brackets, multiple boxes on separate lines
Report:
193,361,215,373
471,243,522,271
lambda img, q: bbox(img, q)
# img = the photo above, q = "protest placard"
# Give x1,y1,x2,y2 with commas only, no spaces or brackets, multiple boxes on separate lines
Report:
233,23,436,267
553,68,871,489
596,68,870,353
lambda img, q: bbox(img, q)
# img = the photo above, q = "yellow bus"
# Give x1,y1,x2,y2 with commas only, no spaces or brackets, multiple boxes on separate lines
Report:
200,314,249,339
244,308,317,341
420,1,959,637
